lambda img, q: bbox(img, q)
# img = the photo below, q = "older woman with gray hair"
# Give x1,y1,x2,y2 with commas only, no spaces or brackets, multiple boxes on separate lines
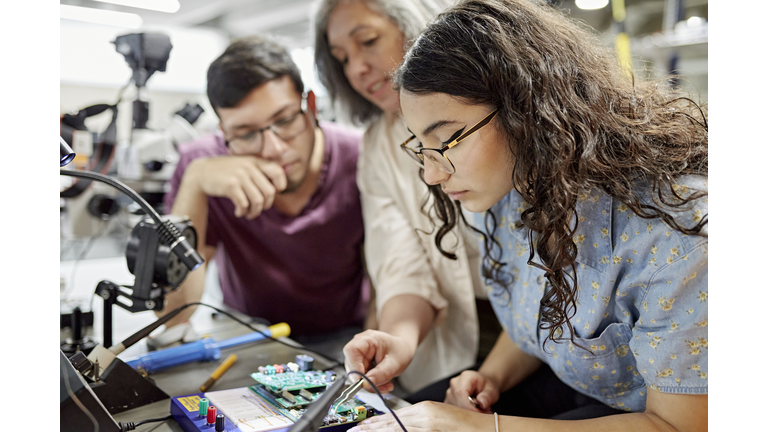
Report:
313,0,499,396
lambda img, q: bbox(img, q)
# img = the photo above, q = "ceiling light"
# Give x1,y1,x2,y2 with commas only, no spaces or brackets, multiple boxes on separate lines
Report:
60,5,143,28
575,0,609,10
94,0,181,14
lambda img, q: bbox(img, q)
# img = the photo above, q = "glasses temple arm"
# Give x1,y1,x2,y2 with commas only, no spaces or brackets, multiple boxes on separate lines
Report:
448,110,499,149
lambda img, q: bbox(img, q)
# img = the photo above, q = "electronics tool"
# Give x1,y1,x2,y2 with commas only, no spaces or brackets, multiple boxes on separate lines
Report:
60,350,121,432
171,357,383,432
124,323,290,373
201,354,238,392
328,378,365,417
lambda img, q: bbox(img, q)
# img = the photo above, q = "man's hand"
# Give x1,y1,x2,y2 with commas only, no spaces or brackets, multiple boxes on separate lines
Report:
343,330,418,394
444,370,501,414
186,155,287,219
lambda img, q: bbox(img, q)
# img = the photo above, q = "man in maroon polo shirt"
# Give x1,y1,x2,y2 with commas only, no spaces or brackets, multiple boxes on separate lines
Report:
155,35,368,357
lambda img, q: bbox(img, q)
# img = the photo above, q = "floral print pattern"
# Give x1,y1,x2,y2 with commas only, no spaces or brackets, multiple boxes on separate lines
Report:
473,177,708,412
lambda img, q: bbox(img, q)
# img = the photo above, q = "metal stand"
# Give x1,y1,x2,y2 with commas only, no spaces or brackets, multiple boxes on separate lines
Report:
94,215,196,348
60,306,98,355
95,279,164,349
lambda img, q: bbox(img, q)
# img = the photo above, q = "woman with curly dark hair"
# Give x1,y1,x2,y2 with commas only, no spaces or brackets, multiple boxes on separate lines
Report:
348,0,707,430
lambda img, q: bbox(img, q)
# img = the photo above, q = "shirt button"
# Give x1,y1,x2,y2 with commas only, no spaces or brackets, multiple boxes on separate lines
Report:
537,275,546,285
514,221,524,230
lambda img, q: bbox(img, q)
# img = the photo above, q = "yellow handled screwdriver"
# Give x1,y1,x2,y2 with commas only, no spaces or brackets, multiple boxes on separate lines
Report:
200,353,238,392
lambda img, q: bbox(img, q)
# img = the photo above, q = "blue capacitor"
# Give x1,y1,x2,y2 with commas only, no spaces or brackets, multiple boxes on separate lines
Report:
296,354,314,371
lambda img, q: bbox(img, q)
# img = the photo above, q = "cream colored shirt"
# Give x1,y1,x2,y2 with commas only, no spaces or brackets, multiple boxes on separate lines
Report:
358,112,485,393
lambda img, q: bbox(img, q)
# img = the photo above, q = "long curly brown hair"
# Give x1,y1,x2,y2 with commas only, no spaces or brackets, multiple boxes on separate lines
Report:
394,0,708,348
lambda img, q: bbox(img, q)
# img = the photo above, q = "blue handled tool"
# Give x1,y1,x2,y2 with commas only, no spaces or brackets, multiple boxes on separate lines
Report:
123,322,290,373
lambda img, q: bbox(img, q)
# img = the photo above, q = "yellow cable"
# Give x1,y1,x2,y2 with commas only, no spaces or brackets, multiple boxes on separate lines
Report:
611,0,626,23
615,32,632,76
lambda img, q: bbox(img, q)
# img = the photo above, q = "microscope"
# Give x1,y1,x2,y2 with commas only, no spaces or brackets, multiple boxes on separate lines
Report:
60,31,204,238
112,32,204,193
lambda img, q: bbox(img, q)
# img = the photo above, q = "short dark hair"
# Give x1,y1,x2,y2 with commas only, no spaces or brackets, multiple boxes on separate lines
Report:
207,35,304,111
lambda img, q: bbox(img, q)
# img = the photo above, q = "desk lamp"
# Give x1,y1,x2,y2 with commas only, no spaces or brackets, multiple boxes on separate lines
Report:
60,136,76,167
60,136,205,415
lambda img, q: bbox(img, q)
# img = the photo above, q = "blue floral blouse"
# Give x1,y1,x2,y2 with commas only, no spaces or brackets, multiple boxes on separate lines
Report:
471,177,708,412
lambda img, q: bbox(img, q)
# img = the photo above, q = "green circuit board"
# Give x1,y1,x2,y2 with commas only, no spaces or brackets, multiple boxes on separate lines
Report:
251,369,329,395
249,366,379,426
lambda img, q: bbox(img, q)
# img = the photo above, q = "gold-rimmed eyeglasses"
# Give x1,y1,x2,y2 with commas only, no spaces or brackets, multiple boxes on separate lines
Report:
400,109,499,174
225,96,309,154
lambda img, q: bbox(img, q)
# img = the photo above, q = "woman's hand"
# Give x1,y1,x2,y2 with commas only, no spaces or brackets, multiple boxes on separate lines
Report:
444,370,500,414
348,401,495,432
343,329,418,394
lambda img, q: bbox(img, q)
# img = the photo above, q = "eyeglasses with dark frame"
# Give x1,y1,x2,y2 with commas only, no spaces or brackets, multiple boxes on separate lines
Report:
400,109,499,174
225,96,310,154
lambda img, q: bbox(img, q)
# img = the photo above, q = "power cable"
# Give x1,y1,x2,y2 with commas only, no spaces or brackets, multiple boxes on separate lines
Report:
170,302,343,370
118,415,172,431
348,370,408,432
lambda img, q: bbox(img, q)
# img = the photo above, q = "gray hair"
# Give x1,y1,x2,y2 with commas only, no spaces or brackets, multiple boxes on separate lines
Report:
313,0,453,125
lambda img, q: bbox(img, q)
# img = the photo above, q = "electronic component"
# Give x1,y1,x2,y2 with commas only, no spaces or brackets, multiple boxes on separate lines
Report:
249,365,381,427
353,406,367,420
250,369,327,409
170,394,238,432
283,390,297,403
295,354,314,371
328,378,364,417
171,362,382,432
206,406,217,425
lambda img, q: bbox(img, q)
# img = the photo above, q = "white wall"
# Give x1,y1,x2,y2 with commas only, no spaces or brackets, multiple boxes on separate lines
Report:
60,19,231,142
59,19,346,139
60,19,230,93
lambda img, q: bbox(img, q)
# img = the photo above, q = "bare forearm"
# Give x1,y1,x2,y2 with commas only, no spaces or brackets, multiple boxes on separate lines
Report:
478,330,542,392
378,294,437,353
156,162,210,326
171,160,209,234
159,264,207,327
494,364,707,432
498,410,692,432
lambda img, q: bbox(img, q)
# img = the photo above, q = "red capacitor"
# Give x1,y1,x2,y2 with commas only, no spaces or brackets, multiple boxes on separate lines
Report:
207,406,217,424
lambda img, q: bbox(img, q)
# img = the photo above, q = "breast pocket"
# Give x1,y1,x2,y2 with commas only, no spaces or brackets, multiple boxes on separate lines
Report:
549,322,645,403
485,270,514,307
